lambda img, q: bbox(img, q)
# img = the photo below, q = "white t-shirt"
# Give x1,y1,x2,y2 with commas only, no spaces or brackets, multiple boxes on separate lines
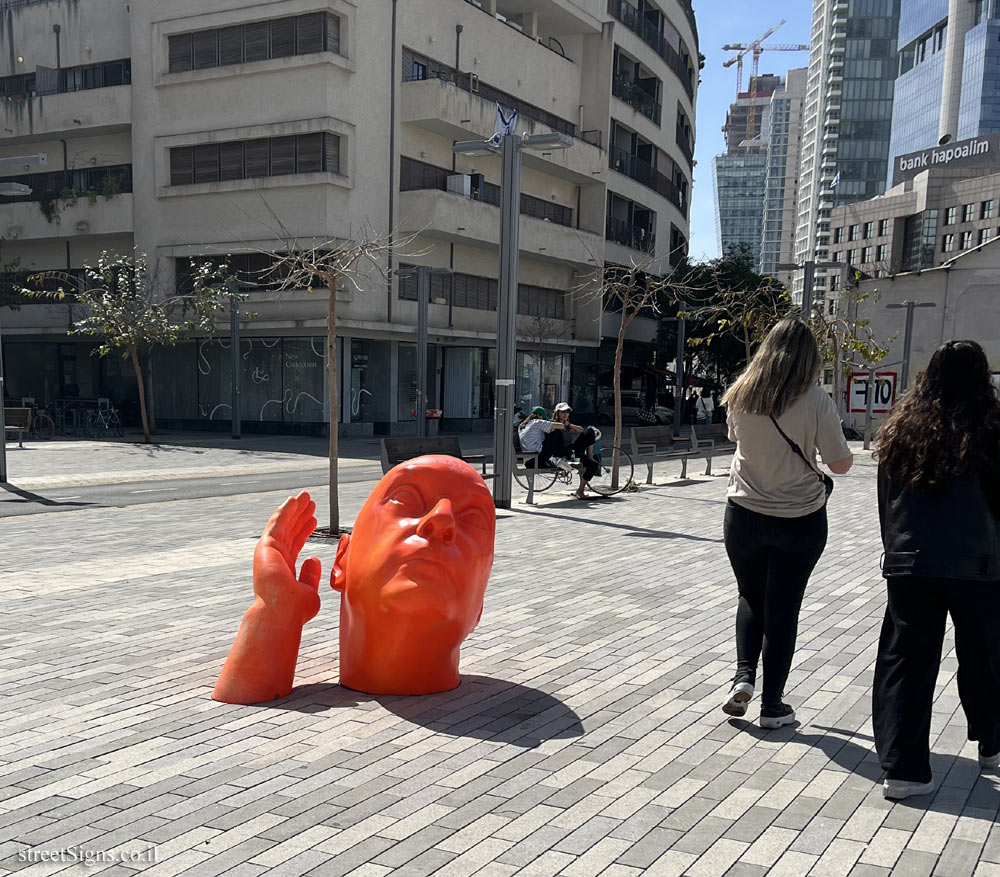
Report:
726,385,851,518
518,419,553,453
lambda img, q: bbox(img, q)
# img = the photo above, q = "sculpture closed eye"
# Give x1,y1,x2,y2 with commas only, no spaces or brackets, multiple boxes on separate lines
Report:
213,455,496,704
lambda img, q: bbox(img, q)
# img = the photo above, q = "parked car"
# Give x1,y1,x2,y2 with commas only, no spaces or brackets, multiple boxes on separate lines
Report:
596,391,674,425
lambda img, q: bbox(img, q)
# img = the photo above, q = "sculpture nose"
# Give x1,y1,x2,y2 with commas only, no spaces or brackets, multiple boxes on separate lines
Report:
416,498,457,546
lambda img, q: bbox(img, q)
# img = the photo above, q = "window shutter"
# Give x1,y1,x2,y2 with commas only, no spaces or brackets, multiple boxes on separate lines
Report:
245,138,269,177
168,34,192,73
326,14,341,54
193,29,219,69
194,144,220,183
296,13,324,54
323,134,341,174
295,133,323,173
270,17,295,58
269,136,296,176
219,25,243,66
244,21,269,62
169,147,194,185
219,141,245,180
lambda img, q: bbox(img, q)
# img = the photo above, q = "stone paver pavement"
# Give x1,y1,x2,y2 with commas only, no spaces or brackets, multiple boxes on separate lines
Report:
0,447,997,875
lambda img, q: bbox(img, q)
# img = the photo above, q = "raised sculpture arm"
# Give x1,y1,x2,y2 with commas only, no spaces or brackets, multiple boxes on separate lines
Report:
213,492,322,704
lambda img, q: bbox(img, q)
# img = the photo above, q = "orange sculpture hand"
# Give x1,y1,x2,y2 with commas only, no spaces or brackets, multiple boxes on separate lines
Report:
213,492,321,704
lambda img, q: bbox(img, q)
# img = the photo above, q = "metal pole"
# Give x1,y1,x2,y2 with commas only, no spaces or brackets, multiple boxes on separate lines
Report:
801,260,816,320
0,315,7,483
863,367,876,451
493,133,521,509
673,318,685,433
230,286,241,440
900,302,915,392
416,267,429,438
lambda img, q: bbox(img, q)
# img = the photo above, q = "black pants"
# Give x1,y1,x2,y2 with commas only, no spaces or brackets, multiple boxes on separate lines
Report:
873,576,1000,782
724,501,828,708
540,428,599,483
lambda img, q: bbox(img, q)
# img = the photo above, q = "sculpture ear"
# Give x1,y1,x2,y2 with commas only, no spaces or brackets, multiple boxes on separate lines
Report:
331,533,351,592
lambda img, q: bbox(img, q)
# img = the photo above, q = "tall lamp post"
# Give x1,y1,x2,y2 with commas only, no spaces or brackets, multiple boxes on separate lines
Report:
886,301,937,391
776,259,844,318
395,266,452,437
453,130,572,509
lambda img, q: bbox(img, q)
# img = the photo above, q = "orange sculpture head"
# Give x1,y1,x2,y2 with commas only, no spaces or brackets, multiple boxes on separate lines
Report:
332,454,496,695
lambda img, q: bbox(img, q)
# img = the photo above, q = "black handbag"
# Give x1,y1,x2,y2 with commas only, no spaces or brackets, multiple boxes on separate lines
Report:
770,416,834,499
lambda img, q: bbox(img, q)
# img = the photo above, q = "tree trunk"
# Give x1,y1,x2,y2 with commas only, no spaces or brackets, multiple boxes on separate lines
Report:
612,309,627,490
128,344,151,443
742,324,752,365
328,276,340,533
144,348,157,435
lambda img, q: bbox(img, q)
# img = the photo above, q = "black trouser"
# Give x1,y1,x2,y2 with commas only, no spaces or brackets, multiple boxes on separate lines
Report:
540,428,599,482
873,576,1000,782
724,501,828,708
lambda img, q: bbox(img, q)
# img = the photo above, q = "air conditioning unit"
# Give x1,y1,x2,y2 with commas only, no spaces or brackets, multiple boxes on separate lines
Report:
447,173,472,198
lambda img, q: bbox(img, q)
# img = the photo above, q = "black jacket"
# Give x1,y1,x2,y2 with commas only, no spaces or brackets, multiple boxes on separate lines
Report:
878,461,1000,581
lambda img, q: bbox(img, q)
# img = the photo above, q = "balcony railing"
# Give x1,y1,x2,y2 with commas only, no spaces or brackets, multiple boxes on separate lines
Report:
606,215,655,253
612,73,662,125
610,145,686,214
607,0,695,99
675,129,693,165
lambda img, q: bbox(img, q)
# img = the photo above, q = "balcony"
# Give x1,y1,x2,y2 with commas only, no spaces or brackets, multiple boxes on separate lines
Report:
610,145,686,214
606,215,655,253
398,189,602,269
675,128,694,166
606,0,695,100
612,73,662,126
0,85,131,144
2,193,133,242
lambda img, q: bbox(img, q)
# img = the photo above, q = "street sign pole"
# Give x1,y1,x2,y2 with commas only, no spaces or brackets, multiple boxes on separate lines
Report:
863,367,876,450
229,285,241,440
674,318,685,431
887,301,937,392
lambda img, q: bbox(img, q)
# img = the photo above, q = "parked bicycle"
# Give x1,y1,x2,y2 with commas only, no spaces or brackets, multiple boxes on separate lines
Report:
20,398,56,440
513,430,635,497
86,402,125,438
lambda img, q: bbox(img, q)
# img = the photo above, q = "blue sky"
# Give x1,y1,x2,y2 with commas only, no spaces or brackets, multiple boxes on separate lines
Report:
688,0,813,262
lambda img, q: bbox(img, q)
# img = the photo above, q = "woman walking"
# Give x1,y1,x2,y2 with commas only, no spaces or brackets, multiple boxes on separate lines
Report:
873,340,1000,800
720,319,854,727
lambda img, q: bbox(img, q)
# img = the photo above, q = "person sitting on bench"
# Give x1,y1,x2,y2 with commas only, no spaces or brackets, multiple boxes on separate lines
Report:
543,403,601,499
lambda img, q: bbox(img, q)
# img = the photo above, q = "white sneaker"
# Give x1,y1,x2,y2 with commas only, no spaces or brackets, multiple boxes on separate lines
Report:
553,458,574,472
883,777,936,800
722,682,754,717
980,747,1000,769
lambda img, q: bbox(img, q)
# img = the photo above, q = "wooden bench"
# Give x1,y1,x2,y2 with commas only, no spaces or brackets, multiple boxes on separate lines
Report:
690,423,736,476
379,435,487,476
630,425,696,484
3,407,30,448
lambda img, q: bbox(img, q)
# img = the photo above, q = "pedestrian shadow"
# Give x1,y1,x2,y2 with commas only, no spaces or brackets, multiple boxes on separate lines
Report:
264,674,584,749
517,506,723,542
730,720,1000,812
0,483,95,508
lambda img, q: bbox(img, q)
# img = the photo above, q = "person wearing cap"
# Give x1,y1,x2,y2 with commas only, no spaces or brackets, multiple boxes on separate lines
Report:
543,402,600,499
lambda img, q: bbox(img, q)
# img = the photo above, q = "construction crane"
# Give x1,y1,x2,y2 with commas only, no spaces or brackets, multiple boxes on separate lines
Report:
722,21,809,147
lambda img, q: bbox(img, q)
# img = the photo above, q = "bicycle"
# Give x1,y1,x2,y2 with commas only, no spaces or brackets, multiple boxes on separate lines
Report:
513,431,635,498
30,406,56,440
85,403,125,438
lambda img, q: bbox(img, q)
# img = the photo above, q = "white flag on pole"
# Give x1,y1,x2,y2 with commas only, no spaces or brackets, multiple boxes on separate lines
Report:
831,171,841,188
492,103,518,145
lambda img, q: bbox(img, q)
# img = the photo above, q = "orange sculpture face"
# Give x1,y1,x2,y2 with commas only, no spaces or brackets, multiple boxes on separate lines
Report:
212,455,495,704
333,455,496,695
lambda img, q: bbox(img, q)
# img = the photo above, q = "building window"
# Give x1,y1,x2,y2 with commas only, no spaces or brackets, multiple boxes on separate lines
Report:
945,206,957,225
847,250,857,264
168,13,341,73
979,228,991,245
169,132,340,185
861,246,872,263
962,203,975,223
863,221,874,239
832,251,842,262
943,233,955,252
848,224,859,241
961,230,974,249
878,218,890,237
834,227,844,244
982,200,994,219
876,243,888,262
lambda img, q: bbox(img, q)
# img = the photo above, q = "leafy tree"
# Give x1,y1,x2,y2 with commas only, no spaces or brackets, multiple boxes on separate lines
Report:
22,251,237,443
0,243,22,311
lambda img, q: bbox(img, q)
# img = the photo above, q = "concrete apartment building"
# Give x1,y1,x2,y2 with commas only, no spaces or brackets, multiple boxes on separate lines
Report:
0,0,698,435
759,67,807,286
793,0,900,314
712,73,782,266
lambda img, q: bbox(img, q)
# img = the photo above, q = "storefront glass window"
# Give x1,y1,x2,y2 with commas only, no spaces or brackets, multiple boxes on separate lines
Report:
397,342,417,421
350,339,390,422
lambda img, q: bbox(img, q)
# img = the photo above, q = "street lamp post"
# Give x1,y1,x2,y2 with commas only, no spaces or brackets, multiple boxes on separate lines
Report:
395,266,452,437
776,260,844,318
453,131,572,509
886,301,937,391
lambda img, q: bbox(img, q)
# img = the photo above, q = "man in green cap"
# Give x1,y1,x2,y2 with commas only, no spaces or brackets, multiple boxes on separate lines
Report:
517,405,567,462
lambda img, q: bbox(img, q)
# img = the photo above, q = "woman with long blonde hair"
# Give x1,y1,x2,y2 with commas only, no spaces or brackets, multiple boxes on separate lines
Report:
720,318,853,727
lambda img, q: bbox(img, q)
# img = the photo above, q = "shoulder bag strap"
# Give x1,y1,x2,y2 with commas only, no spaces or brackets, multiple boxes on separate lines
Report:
770,415,824,485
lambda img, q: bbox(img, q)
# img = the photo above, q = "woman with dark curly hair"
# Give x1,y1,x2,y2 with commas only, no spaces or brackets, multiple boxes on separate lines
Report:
873,340,1000,800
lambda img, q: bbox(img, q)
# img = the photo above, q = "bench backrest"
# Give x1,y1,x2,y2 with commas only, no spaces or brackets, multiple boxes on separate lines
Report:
691,424,731,445
3,408,31,429
630,425,675,452
380,435,464,473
